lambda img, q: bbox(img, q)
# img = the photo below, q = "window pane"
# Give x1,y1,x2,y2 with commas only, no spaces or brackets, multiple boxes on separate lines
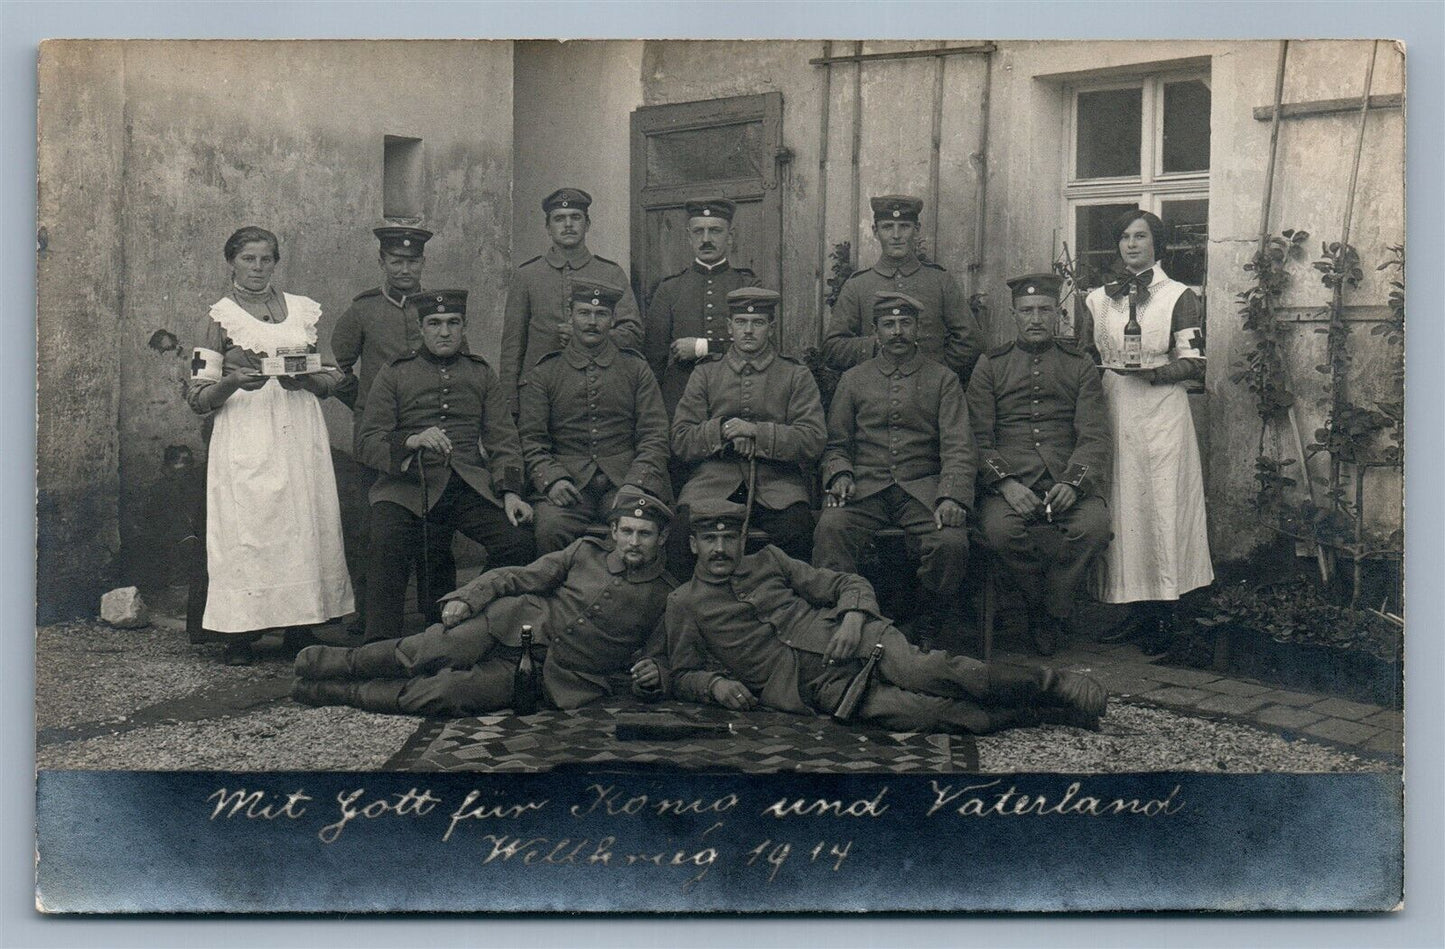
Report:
1160,198,1209,287
1162,79,1211,173
1072,203,1140,290
645,121,764,187
1075,87,1142,179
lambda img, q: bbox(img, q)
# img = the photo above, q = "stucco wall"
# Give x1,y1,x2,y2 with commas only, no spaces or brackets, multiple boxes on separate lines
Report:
36,42,128,620
36,40,514,616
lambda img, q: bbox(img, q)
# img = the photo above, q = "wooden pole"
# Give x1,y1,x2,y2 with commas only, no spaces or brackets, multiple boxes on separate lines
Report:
969,48,993,330
1341,40,1380,247
815,40,833,347
849,41,863,263
928,44,945,255
1256,41,1289,254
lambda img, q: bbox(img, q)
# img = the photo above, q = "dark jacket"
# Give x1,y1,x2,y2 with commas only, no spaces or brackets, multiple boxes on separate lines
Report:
357,348,524,515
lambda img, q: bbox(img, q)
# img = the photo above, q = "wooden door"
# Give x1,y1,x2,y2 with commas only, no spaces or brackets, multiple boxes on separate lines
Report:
630,92,784,331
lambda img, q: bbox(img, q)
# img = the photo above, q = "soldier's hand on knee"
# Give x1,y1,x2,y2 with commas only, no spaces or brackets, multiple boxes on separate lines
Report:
504,492,534,527
825,473,855,508
934,498,966,529
547,478,582,506
999,478,1044,521
1044,483,1079,515
630,658,662,694
441,600,472,627
711,677,758,711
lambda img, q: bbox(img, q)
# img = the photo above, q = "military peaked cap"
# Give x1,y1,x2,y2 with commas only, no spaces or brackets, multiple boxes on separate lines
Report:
726,286,781,317
686,498,749,533
411,289,468,318
543,187,593,214
872,291,926,320
684,197,737,221
609,488,673,528
373,225,433,258
1006,272,1064,301
870,194,923,222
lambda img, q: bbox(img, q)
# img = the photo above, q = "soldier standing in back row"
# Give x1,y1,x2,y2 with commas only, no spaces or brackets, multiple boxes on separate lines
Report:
643,197,759,414
822,194,986,384
330,225,458,631
500,188,643,416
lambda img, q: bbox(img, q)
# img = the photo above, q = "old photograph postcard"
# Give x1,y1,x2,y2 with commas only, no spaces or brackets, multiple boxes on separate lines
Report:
33,36,1406,914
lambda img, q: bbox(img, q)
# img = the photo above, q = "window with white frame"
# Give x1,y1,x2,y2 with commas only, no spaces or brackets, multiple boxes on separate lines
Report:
1062,71,1211,316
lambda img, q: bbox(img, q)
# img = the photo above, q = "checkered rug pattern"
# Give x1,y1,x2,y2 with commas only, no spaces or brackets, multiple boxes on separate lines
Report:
385,701,977,773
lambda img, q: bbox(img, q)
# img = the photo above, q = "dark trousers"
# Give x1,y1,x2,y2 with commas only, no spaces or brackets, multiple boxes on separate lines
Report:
801,625,1048,735
813,484,969,598
977,494,1111,620
532,474,617,554
369,619,523,717
365,478,535,642
337,451,456,628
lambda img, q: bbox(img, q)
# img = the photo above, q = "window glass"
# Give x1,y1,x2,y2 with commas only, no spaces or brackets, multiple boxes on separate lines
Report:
1073,203,1140,290
1162,79,1211,173
1160,198,1209,287
1075,87,1142,179
645,121,764,187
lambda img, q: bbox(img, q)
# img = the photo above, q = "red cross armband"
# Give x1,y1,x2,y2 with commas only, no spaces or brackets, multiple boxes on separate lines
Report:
190,347,223,382
1173,327,1206,359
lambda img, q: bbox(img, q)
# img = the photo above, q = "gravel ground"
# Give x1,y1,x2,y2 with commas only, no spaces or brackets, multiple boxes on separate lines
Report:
36,618,1397,774
37,702,416,771
976,700,1395,773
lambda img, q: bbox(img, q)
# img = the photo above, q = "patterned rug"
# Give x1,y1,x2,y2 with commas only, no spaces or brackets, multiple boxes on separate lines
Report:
384,701,978,773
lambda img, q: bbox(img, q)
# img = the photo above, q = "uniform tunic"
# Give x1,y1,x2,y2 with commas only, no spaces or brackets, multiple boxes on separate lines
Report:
822,257,985,382
367,538,674,715
357,349,525,514
813,351,976,597
501,248,643,416
665,548,999,734
187,292,353,633
671,347,826,512
330,286,425,420
643,259,759,411
357,347,534,640
967,338,1113,619
1083,268,1212,603
520,341,671,550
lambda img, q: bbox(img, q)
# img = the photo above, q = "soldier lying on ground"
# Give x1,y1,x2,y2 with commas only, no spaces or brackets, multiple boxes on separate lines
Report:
667,498,1108,734
291,489,675,716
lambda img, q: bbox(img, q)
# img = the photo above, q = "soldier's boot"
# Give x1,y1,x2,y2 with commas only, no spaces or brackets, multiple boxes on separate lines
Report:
291,678,409,715
911,591,950,653
295,642,404,680
1026,611,1061,657
291,678,357,707
1040,668,1108,730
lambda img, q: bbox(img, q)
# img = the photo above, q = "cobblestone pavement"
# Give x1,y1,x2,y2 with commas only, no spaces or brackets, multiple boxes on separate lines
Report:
35,593,1401,773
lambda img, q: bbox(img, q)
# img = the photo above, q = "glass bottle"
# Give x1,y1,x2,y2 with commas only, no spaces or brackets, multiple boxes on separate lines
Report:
832,642,885,722
1122,291,1143,369
513,624,540,715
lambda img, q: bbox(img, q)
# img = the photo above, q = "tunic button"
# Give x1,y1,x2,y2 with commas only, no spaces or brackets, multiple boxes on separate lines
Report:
441,403,449,410
1032,370,1040,376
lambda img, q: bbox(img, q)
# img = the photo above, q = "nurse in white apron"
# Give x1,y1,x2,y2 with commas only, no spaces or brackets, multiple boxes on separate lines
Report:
186,226,354,664
1081,210,1213,649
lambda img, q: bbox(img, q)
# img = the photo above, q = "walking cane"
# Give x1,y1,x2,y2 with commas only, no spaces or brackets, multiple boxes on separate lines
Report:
414,448,431,624
740,452,758,549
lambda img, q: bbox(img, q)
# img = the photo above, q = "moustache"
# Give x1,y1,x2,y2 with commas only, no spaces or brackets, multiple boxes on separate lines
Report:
708,553,733,562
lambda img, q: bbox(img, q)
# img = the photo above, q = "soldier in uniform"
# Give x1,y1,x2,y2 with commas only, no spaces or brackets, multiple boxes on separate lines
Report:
822,194,986,384
968,273,1113,655
643,197,759,413
813,292,976,649
357,290,536,643
672,287,825,562
329,225,457,630
666,499,1107,733
500,187,643,416
520,278,671,553
293,489,675,716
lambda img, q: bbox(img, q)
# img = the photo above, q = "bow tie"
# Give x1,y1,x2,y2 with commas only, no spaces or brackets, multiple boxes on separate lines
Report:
1105,268,1153,303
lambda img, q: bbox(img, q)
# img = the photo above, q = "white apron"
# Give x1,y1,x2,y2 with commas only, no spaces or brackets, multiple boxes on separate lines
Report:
1086,271,1213,603
203,295,354,633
